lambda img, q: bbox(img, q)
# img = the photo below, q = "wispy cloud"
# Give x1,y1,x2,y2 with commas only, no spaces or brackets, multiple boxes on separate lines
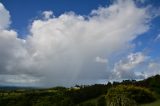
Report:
155,34,160,41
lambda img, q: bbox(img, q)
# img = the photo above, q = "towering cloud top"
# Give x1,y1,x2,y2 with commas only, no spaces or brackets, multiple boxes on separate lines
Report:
0,3,10,29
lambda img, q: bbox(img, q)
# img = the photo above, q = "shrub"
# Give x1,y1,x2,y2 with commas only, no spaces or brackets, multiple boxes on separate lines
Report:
106,85,156,106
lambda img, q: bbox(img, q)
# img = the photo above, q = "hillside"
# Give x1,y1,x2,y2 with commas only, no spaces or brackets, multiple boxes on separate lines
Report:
0,75,160,106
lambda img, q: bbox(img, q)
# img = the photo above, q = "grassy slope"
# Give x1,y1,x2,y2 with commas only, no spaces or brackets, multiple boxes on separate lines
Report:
141,100,160,106
77,96,100,105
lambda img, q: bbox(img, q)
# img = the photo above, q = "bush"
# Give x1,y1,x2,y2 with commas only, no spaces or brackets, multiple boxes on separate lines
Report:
106,93,137,106
106,85,156,106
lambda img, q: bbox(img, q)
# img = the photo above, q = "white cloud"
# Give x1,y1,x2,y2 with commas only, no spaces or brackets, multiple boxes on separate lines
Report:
5,74,39,83
0,3,10,29
112,52,147,79
95,56,108,64
146,62,160,77
0,0,154,87
42,11,54,19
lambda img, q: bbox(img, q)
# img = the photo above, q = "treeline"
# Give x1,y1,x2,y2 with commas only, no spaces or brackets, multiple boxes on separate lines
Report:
66,75,160,104
0,75,160,106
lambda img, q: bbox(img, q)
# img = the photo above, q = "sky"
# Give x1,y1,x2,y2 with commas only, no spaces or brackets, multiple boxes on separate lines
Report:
0,0,160,87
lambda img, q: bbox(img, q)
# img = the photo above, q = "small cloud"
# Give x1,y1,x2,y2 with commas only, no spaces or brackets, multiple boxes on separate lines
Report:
112,52,147,79
147,62,160,76
42,11,54,19
95,56,108,64
155,34,160,41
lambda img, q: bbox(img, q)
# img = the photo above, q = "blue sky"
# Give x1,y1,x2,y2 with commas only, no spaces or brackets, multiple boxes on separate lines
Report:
0,0,160,87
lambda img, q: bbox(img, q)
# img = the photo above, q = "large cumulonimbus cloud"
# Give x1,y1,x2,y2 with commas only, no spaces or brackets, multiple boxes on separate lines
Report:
0,0,154,87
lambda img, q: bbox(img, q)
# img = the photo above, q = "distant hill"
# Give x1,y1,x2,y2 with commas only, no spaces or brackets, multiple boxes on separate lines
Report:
0,86,36,90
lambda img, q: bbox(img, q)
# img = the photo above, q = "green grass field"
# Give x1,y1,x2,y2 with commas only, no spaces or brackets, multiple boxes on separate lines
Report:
141,100,160,106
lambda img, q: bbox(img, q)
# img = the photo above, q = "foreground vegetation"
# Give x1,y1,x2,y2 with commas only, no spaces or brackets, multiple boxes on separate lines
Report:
0,75,160,106
141,99,160,106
